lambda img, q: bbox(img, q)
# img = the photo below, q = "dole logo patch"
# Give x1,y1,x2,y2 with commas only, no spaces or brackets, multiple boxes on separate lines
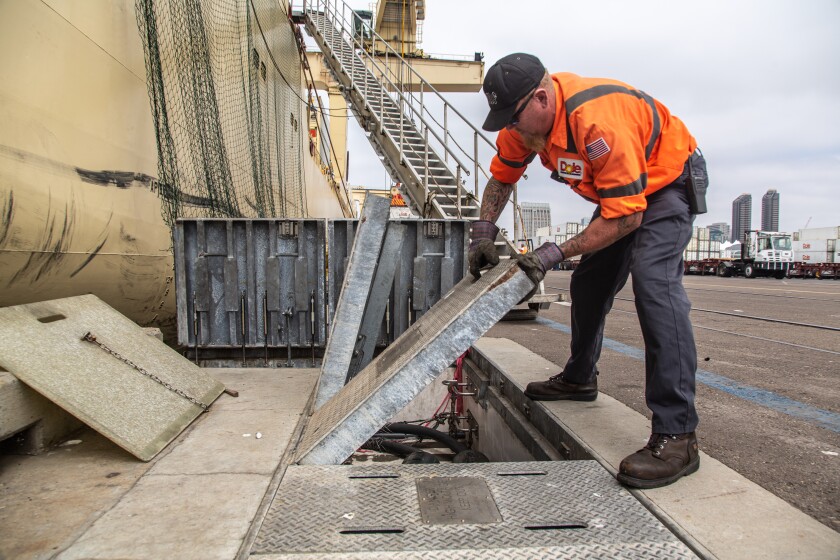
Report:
557,158,584,180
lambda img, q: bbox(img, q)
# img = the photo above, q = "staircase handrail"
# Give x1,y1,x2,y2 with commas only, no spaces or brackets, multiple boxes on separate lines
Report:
299,0,497,197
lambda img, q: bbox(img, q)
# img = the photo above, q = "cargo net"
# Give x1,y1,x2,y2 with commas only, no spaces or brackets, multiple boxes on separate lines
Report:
135,0,307,226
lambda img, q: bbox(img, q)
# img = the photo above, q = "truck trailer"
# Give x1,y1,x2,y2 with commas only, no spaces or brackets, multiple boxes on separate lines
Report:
685,230,793,278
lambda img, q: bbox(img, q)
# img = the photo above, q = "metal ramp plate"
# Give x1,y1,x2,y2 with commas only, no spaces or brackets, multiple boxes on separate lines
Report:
328,219,470,348
316,195,390,408
250,461,696,558
295,260,533,465
0,295,224,461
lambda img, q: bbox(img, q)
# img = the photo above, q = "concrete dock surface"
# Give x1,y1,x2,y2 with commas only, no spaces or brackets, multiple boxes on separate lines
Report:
2,332,839,558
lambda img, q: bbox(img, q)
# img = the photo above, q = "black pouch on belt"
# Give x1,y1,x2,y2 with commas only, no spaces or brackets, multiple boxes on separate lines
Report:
686,149,709,214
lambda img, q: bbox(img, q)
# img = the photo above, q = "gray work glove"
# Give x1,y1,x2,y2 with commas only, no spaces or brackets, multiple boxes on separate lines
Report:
468,221,500,280
515,242,565,300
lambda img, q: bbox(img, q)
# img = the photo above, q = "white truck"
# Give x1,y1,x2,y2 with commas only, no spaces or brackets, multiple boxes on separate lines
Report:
713,230,794,278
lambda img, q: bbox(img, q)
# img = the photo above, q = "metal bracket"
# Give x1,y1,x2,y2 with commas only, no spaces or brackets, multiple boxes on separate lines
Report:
424,221,443,239
458,366,488,410
442,379,476,398
456,409,479,446
278,220,300,238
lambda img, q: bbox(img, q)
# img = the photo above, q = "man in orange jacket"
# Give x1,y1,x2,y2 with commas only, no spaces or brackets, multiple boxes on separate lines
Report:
470,53,708,489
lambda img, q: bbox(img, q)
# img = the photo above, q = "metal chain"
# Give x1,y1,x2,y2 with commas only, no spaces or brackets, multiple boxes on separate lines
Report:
81,332,208,411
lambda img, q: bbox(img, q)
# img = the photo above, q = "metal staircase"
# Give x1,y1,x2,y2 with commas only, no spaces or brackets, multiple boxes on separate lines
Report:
299,0,497,220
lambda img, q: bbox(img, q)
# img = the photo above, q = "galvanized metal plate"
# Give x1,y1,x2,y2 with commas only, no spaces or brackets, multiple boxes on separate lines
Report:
328,220,470,347
416,477,502,525
316,195,391,408
250,461,696,558
295,260,533,465
346,222,407,381
0,295,224,461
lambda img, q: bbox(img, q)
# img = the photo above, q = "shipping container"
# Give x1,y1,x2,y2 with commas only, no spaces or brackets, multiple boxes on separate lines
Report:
799,226,840,240
796,251,834,263
794,240,836,252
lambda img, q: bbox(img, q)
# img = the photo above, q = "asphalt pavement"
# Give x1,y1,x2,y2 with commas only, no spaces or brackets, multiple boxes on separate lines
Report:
486,271,840,532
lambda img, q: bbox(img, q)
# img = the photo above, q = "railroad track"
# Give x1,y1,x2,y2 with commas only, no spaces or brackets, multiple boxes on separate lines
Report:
681,284,840,303
546,286,840,342
543,284,840,335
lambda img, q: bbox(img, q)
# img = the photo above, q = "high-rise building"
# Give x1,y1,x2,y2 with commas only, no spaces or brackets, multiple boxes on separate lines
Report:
761,189,780,231
731,194,752,242
520,202,552,241
708,222,730,243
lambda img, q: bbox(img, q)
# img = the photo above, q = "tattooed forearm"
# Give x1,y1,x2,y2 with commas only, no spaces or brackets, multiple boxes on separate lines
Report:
480,178,514,223
616,213,640,236
561,229,589,258
559,212,642,258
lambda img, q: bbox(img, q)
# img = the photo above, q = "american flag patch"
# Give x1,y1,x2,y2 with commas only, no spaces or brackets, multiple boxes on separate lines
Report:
585,137,611,160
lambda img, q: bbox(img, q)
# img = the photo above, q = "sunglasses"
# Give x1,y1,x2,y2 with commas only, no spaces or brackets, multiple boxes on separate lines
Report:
508,89,536,127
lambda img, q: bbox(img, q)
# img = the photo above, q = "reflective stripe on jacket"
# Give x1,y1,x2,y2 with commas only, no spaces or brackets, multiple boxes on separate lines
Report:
490,73,697,219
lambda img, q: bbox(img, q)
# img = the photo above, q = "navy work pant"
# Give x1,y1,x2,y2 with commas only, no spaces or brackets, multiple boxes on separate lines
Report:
561,166,700,434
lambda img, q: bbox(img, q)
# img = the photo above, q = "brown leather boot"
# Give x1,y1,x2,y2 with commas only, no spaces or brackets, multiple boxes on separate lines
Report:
524,373,597,401
617,432,700,489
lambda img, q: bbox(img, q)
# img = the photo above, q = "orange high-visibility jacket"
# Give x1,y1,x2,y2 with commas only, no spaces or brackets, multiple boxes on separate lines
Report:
490,73,697,219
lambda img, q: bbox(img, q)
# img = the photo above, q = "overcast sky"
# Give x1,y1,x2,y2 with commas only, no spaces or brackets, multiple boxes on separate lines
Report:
334,0,839,235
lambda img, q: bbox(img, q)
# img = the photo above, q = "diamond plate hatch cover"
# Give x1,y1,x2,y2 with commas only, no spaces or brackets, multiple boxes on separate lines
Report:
250,461,697,559
295,260,533,465
0,295,225,461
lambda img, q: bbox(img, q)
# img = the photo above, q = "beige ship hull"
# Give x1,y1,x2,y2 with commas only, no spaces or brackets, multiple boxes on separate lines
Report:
0,146,174,330
0,0,345,333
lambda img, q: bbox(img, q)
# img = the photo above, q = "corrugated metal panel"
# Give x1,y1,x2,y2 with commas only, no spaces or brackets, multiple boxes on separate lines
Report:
175,219,468,356
175,219,327,349
795,240,835,252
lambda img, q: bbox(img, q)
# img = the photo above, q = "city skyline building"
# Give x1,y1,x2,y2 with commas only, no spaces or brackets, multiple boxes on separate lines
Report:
708,222,731,243
762,189,780,231
731,193,752,242
520,202,552,242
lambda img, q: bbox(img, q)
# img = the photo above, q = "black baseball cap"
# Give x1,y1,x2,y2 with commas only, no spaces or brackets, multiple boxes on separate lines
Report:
481,53,546,132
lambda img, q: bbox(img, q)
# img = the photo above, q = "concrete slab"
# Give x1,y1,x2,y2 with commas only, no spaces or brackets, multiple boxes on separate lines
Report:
59,473,270,560
1,367,319,560
0,431,149,560
472,337,840,560
0,295,225,460
148,369,316,476
0,371,82,452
